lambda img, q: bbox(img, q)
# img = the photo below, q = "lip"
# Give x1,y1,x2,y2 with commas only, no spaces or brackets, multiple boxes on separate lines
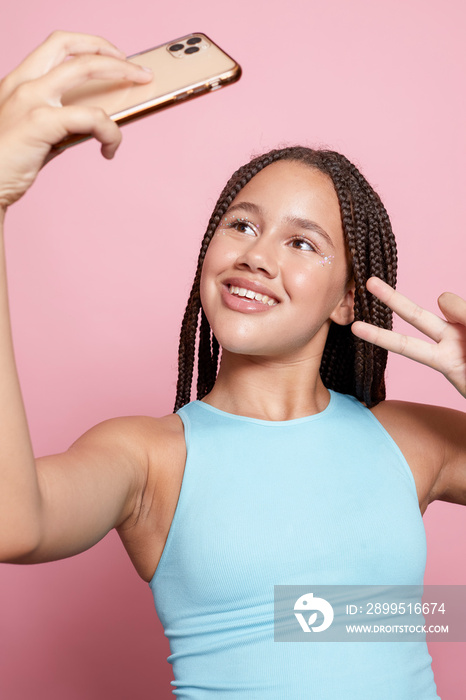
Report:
220,285,277,313
222,277,280,303
219,277,281,314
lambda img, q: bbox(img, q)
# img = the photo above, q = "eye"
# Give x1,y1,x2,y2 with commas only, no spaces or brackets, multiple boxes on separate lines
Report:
225,217,257,236
288,236,316,252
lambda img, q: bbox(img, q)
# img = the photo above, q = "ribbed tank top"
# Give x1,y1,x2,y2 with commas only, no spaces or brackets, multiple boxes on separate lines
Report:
149,390,439,699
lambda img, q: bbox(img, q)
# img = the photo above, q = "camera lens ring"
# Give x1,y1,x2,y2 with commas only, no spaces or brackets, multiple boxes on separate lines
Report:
169,43,184,52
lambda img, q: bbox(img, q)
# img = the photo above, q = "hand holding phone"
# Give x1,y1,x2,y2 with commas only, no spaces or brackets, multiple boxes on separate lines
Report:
0,32,152,209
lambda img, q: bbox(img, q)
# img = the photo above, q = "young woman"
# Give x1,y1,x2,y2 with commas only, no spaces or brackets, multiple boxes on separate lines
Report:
1,32,465,699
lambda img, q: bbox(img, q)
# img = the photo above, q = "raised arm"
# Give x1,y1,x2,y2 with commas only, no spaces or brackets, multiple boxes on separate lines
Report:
352,277,466,508
0,32,154,563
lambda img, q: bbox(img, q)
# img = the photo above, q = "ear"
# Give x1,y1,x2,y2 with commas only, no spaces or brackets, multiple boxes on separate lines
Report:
329,280,355,326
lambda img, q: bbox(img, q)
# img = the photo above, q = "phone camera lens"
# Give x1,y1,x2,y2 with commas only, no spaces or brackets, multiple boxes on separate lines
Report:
186,37,202,45
169,43,184,52
185,46,200,54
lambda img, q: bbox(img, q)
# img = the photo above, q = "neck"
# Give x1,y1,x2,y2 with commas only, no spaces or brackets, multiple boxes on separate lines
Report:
202,349,330,421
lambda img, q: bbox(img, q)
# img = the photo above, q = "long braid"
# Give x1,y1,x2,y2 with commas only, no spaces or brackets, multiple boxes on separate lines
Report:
174,146,397,411
319,151,397,404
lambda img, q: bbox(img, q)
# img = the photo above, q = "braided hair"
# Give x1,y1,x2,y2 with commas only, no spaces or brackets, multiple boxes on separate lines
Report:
174,146,397,411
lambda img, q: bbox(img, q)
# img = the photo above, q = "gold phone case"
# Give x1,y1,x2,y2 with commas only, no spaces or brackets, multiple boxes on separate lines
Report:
58,33,241,149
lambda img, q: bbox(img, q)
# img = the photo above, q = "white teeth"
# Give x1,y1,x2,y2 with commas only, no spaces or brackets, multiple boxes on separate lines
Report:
228,285,277,306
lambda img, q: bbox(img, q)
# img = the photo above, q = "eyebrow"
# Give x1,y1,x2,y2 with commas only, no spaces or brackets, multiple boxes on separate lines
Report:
225,201,335,249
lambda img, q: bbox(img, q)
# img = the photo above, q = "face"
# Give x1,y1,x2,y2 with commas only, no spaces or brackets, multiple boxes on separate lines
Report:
200,161,355,361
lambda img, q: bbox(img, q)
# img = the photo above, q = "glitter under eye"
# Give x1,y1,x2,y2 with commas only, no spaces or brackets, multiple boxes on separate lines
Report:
317,255,334,267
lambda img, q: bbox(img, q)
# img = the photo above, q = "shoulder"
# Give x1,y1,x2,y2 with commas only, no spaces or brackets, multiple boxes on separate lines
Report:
69,412,185,470
73,411,184,447
370,399,466,512
370,399,464,454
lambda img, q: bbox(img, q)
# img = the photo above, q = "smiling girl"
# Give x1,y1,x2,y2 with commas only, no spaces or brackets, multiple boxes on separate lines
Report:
1,32,465,699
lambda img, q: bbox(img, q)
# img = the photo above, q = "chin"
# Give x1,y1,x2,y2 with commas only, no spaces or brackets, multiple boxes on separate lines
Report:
217,337,300,360
214,336,263,357
212,331,270,358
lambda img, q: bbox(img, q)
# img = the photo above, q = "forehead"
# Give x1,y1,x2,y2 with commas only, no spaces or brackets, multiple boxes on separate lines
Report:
229,160,343,242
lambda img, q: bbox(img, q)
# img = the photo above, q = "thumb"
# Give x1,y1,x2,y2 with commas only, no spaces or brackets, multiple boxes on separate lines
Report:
438,292,466,325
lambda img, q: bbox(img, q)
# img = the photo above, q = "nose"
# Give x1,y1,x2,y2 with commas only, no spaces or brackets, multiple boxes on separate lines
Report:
234,235,279,278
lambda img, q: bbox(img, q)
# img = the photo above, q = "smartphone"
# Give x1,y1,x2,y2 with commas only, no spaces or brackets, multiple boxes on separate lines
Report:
57,33,241,150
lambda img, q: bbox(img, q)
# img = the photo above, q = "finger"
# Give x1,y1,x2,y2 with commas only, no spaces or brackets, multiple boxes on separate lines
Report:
51,54,151,102
351,321,439,369
44,30,126,61
438,292,466,326
1,32,127,98
34,105,123,159
43,54,151,99
7,55,152,115
366,277,447,342
0,102,123,208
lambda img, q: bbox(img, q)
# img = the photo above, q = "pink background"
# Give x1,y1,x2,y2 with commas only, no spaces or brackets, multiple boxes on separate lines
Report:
0,0,465,698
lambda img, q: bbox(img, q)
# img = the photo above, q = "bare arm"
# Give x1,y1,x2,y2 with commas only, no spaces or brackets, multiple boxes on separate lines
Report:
11,417,153,564
0,32,153,562
0,215,41,558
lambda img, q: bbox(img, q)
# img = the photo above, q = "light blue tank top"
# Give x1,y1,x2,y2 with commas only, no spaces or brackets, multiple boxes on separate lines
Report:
149,390,439,699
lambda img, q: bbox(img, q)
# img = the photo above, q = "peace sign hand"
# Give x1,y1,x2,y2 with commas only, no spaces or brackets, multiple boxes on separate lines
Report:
351,277,466,398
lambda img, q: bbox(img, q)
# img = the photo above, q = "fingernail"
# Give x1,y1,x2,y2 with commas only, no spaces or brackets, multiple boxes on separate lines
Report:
141,66,152,73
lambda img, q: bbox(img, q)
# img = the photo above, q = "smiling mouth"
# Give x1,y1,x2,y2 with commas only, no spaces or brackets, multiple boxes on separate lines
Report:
228,285,278,306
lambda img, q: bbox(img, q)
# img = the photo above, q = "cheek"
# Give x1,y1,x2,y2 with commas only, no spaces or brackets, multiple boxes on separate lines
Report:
284,265,325,297
199,239,217,287
287,261,348,308
199,242,222,311
200,235,239,285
